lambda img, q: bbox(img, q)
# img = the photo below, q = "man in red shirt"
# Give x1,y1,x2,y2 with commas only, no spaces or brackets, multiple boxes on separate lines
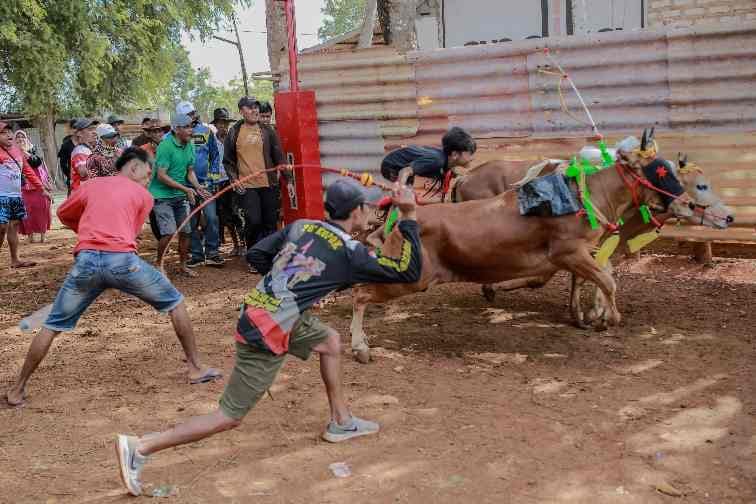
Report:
69,118,99,191
5,147,221,407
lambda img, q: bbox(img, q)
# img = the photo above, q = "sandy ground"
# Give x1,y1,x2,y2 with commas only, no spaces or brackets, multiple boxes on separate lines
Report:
1,228,754,503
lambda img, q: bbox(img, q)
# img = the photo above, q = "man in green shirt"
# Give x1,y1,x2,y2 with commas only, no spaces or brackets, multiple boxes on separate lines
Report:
150,114,211,277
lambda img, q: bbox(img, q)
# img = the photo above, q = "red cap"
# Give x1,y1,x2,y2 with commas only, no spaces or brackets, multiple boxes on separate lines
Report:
0,121,10,132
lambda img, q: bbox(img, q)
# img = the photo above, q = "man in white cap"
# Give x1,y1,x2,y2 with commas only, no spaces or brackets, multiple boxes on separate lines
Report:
175,101,224,268
149,113,211,277
85,123,123,180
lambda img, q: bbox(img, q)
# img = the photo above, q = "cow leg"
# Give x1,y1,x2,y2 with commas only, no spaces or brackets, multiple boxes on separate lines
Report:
495,275,552,291
558,251,620,330
585,261,614,324
350,301,371,364
481,284,496,302
482,275,552,306
569,274,591,329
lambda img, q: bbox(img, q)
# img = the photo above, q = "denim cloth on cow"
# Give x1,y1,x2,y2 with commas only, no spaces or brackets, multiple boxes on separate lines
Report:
518,172,581,217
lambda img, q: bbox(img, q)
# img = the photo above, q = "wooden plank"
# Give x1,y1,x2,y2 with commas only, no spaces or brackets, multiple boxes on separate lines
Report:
662,225,756,243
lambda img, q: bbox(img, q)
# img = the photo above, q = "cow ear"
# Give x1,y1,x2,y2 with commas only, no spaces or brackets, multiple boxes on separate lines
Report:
641,129,648,150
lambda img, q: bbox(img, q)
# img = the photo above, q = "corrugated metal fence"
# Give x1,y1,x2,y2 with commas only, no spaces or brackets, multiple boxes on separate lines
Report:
282,22,756,239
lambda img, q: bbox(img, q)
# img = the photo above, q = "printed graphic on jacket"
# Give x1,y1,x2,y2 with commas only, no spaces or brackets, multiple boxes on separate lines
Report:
236,219,423,355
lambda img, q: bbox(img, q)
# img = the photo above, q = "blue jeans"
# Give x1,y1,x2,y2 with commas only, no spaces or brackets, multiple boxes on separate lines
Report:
190,195,220,260
44,250,184,331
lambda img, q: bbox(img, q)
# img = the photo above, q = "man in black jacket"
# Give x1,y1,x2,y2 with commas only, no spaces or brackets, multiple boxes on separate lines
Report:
115,179,422,496
57,119,78,195
223,96,285,255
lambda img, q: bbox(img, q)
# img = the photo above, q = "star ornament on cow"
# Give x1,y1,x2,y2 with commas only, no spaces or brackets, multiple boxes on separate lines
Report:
656,166,668,179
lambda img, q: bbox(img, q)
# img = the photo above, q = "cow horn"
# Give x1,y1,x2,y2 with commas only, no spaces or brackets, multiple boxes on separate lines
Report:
641,129,648,151
648,126,656,143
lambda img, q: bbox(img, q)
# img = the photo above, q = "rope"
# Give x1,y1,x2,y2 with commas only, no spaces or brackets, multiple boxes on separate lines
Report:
542,48,601,138
157,163,435,269
538,68,594,129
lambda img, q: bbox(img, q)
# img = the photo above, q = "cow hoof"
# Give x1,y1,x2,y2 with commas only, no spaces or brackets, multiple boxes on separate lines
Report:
573,315,591,330
481,285,496,303
353,348,371,364
585,305,605,324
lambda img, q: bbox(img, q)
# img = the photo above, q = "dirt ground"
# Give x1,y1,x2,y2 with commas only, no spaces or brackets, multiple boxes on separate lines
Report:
1,227,754,504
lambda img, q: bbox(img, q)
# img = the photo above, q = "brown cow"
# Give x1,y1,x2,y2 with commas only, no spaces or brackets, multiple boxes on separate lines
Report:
454,149,733,313
349,133,710,363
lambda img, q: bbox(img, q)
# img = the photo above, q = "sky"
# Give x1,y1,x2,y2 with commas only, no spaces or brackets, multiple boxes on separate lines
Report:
184,0,326,86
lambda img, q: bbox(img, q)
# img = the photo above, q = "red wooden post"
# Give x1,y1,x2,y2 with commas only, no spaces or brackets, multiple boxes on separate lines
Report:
276,0,325,223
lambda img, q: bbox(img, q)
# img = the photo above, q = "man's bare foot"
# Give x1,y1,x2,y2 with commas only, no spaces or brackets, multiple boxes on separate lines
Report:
179,267,198,278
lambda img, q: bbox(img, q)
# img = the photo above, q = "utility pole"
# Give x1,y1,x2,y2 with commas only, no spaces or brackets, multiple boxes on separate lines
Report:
213,12,250,96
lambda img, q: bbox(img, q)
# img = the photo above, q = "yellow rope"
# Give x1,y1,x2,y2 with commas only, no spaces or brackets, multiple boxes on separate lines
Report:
537,68,593,128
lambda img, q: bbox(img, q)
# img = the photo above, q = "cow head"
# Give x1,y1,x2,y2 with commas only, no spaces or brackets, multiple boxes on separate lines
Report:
668,154,734,229
615,130,733,229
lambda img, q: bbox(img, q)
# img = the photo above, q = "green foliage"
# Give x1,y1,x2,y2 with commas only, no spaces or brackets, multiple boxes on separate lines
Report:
0,0,249,117
318,0,367,42
159,46,275,123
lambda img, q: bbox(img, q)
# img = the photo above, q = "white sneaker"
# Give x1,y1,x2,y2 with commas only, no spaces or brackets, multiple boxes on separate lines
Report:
115,434,147,496
322,416,380,443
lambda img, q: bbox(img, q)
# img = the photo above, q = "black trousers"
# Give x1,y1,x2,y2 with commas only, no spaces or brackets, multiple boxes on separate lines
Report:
236,187,280,249
216,182,245,245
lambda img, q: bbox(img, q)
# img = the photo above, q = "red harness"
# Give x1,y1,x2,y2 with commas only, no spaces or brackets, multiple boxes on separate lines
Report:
613,161,683,229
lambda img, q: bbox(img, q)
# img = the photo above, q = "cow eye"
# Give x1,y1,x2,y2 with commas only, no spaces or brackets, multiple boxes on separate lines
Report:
696,184,708,191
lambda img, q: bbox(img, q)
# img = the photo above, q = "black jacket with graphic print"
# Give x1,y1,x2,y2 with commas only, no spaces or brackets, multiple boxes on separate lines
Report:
238,219,422,353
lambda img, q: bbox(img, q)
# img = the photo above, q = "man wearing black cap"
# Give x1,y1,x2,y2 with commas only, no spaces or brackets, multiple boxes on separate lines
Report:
223,96,285,257
132,118,164,159
211,107,244,255
57,119,78,194
115,179,422,497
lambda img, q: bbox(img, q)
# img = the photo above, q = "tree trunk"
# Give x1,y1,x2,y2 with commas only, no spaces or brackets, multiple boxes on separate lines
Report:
358,0,379,49
33,106,64,190
378,0,417,51
265,0,288,91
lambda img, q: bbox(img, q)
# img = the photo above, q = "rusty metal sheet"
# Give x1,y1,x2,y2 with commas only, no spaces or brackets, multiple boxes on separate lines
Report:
277,23,756,241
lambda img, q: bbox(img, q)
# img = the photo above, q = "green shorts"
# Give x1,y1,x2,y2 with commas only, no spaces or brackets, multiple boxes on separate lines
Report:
219,311,332,420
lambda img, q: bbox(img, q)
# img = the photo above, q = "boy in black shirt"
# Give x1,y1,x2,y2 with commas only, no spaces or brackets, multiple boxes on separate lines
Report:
115,179,422,496
381,127,476,185
367,126,476,247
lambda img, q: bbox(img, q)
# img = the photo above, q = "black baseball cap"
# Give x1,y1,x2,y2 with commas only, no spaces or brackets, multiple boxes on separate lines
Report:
211,107,231,124
107,114,124,125
73,118,100,130
237,96,259,110
325,179,380,218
